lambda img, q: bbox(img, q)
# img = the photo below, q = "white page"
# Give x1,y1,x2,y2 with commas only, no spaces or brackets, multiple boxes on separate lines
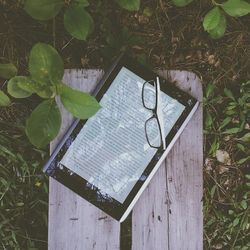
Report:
60,67,185,203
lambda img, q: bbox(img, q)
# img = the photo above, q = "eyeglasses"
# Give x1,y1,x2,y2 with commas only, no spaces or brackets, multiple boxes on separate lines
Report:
142,77,166,150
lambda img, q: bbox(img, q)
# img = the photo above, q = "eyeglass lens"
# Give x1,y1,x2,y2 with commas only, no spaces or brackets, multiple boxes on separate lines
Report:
145,116,162,148
142,80,157,110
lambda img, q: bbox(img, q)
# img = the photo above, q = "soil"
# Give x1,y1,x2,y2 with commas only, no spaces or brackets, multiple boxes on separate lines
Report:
1,0,250,87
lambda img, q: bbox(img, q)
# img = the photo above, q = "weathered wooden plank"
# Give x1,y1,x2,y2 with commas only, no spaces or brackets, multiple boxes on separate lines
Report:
132,164,169,250
132,70,203,250
49,69,203,250
165,71,203,250
49,69,120,250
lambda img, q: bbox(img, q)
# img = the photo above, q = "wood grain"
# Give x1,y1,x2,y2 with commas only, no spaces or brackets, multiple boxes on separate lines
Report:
49,69,120,250
165,71,203,250
49,69,203,250
132,70,203,250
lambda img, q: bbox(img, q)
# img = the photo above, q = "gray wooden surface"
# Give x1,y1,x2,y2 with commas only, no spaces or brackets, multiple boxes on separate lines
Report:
49,69,203,250
132,71,203,250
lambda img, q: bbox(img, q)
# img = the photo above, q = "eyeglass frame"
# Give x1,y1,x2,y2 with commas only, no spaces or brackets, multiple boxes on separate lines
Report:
141,77,166,150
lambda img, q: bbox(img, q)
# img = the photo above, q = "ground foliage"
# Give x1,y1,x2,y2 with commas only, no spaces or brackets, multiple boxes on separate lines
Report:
0,0,250,249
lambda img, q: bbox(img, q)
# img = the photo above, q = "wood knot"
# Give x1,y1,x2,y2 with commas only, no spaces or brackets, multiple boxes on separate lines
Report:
158,215,162,222
70,217,78,221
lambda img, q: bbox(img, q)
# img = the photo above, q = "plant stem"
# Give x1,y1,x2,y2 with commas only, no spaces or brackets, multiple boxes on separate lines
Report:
212,0,222,6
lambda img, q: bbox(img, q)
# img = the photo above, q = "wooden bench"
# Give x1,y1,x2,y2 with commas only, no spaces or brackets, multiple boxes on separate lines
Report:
49,69,203,250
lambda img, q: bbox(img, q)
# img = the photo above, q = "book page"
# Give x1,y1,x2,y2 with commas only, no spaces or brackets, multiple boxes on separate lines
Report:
60,67,185,203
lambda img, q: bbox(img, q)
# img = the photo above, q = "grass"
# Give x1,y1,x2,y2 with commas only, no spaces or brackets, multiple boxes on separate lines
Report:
0,0,250,249
203,81,250,249
0,101,48,250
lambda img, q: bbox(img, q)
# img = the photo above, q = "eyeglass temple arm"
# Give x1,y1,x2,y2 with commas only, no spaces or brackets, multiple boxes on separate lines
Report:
156,76,166,150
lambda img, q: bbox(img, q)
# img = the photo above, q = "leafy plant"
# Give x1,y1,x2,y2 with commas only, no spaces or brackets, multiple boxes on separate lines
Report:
64,4,94,40
6,43,101,148
171,0,250,39
0,90,11,107
204,81,250,248
0,63,18,107
101,27,145,60
24,0,141,40
223,82,250,134
0,115,48,249
203,7,227,39
204,178,250,249
204,81,250,158
24,0,94,40
115,0,141,11
0,63,17,79
203,0,250,38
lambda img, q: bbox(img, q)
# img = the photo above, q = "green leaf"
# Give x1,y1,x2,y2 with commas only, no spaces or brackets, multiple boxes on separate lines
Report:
64,5,94,40
233,217,240,227
9,76,48,98
29,43,64,84
224,88,235,100
203,7,222,32
24,0,64,20
208,11,227,39
205,111,213,129
26,99,61,148
16,78,55,98
21,79,56,98
0,90,10,106
237,143,245,152
35,86,55,98
219,117,231,130
205,83,215,98
143,7,153,17
171,0,193,7
7,76,33,98
238,132,250,142
74,0,89,7
211,185,217,199
223,127,241,134
209,139,219,156
222,0,250,17
60,84,101,119
9,77,53,98
115,0,141,11
0,63,17,79
238,156,250,164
